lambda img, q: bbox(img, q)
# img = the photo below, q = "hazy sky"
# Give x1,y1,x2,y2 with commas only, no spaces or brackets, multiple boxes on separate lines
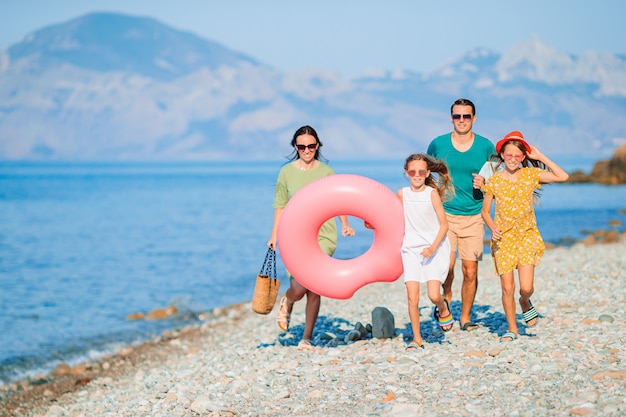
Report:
1,0,624,76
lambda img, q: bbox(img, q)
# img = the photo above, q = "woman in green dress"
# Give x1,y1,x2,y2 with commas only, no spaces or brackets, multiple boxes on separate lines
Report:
267,125,355,349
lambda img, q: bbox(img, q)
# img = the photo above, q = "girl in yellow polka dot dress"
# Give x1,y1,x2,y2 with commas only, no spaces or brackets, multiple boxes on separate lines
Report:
481,131,569,342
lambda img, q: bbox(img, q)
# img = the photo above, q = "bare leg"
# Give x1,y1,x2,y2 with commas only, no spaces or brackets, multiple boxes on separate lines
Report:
278,278,308,332
518,264,537,326
405,282,422,346
500,270,518,335
460,259,478,325
442,250,456,303
428,280,453,331
302,290,320,341
284,278,307,313
427,281,448,316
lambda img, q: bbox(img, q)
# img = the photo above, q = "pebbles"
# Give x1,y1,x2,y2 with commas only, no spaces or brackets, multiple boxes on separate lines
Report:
8,240,626,416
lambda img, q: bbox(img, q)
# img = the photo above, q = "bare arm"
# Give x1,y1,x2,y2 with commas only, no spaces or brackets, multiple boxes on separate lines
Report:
267,207,284,249
338,215,355,236
528,146,570,183
421,190,448,258
481,192,501,241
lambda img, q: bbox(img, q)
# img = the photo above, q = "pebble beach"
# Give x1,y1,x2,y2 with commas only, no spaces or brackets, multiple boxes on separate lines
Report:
2,238,625,417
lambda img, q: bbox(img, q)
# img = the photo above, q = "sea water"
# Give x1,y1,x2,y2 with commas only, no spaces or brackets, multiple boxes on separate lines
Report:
1,159,624,384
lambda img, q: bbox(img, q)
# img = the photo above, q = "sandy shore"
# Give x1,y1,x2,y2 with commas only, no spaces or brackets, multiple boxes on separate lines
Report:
1,238,625,417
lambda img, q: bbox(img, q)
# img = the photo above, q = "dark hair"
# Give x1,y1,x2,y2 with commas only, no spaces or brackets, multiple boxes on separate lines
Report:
287,125,326,162
450,98,476,116
404,153,454,201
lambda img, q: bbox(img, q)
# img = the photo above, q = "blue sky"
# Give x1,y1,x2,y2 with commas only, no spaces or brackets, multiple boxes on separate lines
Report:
1,0,624,76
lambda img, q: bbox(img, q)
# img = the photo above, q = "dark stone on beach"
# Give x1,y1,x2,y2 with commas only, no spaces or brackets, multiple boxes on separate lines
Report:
344,329,362,343
371,307,395,339
354,321,368,338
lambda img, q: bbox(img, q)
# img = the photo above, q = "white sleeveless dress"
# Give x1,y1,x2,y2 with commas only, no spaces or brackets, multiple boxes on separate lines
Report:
401,186,451,283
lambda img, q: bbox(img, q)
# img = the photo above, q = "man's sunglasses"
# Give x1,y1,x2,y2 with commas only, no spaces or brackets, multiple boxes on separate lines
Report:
452,114,473,121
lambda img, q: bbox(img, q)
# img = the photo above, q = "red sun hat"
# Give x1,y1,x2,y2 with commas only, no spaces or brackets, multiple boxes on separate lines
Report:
496,131,531,153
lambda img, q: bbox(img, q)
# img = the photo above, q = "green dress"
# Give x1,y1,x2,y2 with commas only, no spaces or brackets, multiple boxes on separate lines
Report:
273,161,338,277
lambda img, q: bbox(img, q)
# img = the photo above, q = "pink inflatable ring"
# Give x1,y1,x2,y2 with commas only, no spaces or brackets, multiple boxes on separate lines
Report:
277,174,404,299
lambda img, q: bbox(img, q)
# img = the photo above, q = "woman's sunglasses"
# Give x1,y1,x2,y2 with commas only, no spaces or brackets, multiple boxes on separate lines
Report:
295,144,318,152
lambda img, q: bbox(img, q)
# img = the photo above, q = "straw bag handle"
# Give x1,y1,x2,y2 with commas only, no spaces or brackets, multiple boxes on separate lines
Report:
259,245,277,279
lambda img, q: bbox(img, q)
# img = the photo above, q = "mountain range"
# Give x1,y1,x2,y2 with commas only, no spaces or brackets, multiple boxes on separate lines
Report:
1,12,625,161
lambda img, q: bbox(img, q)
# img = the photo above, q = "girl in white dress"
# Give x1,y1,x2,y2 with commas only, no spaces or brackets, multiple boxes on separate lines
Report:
399,154,455,349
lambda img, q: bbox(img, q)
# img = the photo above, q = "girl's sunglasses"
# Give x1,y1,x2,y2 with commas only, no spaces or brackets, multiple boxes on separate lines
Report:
407,169,428,177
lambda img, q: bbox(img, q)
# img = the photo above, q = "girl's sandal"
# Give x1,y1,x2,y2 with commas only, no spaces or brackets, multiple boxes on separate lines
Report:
406,341,424,350
434,299,454,332
500,331,518,342
521,299,539,327
277,296,291,331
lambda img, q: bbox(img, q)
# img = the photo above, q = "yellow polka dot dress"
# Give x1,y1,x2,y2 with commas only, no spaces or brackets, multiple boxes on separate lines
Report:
483,167,545,275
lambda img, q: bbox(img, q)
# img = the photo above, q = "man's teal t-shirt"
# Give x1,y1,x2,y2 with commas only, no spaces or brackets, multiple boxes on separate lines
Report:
427,133,495,216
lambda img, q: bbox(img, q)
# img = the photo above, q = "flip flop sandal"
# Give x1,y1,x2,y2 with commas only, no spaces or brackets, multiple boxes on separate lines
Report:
460,322,479,331
406,341,424,350
434,299,454,332
277,296,291,331
522,300,539,327
500,331,518,342
297,339,313,350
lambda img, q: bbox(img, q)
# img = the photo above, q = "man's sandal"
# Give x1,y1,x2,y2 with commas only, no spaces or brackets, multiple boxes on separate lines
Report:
277,296,291,331
460,322,479,331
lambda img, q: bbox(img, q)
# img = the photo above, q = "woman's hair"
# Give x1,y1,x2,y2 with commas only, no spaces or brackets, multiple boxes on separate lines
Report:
404,153,454,201
287,125,327,162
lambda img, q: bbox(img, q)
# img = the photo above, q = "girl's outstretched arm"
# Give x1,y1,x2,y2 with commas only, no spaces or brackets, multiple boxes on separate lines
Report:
528,146,570,183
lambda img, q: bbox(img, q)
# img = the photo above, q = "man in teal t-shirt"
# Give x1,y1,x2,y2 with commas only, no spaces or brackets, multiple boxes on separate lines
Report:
427,98,495,332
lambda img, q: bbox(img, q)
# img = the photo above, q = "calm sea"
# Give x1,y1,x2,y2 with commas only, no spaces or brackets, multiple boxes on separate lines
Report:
1,159,625,384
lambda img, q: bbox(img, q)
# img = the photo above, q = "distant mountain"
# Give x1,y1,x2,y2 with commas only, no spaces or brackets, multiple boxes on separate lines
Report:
0,12,625,161
3,12,259,80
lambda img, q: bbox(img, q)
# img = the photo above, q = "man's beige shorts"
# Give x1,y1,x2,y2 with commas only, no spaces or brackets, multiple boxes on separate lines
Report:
446,213,485,262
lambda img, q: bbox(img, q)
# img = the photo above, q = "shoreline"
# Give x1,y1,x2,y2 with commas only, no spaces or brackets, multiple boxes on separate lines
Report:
2,238,625,417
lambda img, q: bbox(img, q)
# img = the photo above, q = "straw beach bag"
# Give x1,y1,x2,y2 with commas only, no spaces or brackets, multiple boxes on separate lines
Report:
251,246,281,315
